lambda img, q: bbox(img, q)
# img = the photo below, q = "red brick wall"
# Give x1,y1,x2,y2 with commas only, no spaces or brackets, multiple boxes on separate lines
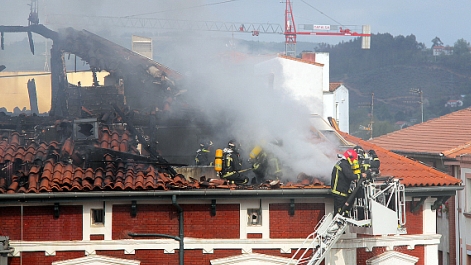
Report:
9,251,84,265
357,246,425,265
0,205,82,241
112,204,179,239
270,203,324,238
247,233,262,238
182,204,239,238
405,201,423,234
112,204,240,239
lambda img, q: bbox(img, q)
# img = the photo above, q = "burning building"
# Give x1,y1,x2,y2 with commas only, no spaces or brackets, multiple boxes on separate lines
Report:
0,21,463,265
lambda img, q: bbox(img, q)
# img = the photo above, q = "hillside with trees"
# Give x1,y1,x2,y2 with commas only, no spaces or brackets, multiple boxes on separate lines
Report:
315,33,471,139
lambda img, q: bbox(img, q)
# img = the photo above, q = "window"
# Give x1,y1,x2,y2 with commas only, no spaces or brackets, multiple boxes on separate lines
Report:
73,118,98,140
91,209,104,225
247,208,262,226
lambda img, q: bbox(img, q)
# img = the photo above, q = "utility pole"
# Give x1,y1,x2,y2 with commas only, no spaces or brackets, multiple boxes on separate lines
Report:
370,92,374,139
359,93,374,140
409,88,424,123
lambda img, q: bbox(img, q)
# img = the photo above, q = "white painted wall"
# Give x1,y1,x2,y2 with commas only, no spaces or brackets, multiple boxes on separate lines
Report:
254,56,324,116
323,85,349,133
458,166,471,265
313,53,330,93
423,198,439,265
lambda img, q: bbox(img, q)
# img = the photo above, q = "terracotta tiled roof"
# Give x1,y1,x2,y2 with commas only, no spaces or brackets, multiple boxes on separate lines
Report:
339,132,461,187
328,83,342,92
0,129,327,194
277,55,324,66
370,108,471,157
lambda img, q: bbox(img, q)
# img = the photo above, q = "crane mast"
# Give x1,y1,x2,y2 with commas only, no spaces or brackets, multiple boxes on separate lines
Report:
284,0,297,57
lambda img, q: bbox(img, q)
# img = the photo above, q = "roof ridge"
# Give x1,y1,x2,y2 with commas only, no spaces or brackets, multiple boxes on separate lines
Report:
372,107,471,141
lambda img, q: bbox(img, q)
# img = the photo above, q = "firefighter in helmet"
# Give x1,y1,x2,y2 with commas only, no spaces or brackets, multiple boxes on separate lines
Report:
248,141,283,184
220,139,249,184
353,145,381,179
195,140,213,166
331,149,366,215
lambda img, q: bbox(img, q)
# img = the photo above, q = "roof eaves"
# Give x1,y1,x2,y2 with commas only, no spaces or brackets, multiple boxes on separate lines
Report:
405,185,463,197
0,189,332,204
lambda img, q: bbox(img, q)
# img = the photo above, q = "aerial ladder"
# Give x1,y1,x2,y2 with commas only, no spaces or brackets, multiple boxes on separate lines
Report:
287,176,406,265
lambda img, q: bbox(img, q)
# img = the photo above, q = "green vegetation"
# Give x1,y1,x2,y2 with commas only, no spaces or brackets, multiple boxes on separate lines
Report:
315,33,471,139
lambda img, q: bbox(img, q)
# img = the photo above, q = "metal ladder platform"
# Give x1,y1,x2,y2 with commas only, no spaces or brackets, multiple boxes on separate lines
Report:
287,213,354,265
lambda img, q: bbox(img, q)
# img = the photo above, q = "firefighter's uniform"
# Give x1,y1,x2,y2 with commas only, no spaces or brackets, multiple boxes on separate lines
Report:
331,151,361,215
220,140,248,184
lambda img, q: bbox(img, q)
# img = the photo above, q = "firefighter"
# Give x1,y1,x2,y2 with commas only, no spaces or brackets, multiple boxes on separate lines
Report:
220,139,249,185
353,145,381,179
367,149,381,176
248,143,282,184
331,149,366,215
195,140,213,166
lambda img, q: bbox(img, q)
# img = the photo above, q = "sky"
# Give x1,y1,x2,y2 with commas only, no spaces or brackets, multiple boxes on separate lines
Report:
0,0,470,47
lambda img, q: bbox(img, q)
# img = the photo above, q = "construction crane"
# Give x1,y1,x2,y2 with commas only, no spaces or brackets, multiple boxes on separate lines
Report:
44,1,370,57
283,0,371,56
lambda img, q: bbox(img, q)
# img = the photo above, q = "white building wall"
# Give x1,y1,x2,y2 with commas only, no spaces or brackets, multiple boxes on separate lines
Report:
313,53,330,93
254,57,324,116
437,209,450,265
458,166,471,265
334,86,349,133
322,85,349,133
423,198,439,265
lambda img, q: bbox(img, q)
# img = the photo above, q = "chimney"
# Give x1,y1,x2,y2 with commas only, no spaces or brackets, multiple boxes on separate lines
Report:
301,52,316,63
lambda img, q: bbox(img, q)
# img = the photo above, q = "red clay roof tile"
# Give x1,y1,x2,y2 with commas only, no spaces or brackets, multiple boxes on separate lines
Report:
370,108,471,157
0,125,330,195
339,132,461,187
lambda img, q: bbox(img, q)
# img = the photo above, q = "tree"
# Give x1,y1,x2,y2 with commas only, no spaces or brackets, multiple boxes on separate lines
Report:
432,37,443,47
453,39,470,56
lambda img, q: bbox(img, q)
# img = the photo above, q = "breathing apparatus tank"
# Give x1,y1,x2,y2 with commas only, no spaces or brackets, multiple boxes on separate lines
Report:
214,149,223,172
249,145,263,159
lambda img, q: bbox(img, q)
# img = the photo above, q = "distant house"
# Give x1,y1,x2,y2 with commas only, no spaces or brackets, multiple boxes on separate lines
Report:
255,52,350,133
432,46,453,56
324,82,349,133
445,100,463,108
395,121,409,129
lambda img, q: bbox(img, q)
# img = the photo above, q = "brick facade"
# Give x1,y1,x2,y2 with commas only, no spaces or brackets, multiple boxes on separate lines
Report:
112,204,240,240
2,200,433,265
270,203,324,238
0,205,82,241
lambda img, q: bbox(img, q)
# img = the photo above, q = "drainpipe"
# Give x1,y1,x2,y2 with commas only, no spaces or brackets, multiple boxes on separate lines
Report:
172,195,184,265
128,194,184,265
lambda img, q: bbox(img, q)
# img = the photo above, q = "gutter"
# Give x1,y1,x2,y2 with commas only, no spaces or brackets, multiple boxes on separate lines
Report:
0,189,331,204
0,185,462,204
405,185,463,197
